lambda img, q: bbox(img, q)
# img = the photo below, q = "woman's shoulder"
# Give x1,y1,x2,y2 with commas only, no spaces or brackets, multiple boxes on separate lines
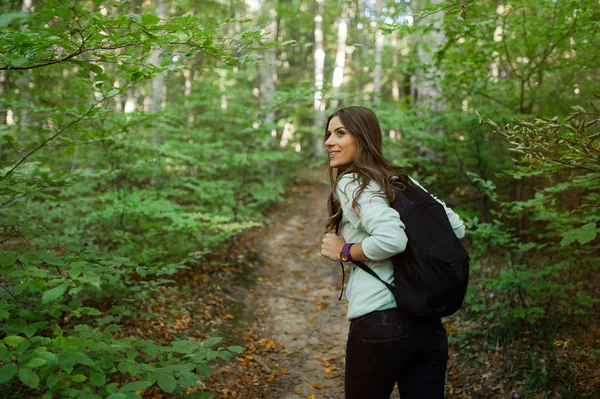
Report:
336,173,384,198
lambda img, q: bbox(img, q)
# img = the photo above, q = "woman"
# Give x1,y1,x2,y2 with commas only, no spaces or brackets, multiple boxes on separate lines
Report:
320,106,465,398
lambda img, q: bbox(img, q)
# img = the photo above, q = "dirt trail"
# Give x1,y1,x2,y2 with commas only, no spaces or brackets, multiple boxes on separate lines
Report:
253,175,349,398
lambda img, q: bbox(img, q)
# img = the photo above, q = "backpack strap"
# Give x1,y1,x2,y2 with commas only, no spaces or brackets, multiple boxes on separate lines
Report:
334,224,345,301
352,260,394,292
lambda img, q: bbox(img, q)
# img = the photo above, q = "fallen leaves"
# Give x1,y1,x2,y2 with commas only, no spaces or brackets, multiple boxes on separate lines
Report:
264,370,276,383
294,389,318,399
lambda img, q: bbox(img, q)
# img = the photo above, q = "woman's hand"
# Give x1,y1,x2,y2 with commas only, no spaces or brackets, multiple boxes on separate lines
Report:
320,233,346,262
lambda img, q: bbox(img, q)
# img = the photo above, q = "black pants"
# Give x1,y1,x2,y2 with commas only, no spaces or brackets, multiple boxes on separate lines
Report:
344,308,448,399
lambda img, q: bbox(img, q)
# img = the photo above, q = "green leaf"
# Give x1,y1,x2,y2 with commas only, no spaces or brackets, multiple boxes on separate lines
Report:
561,223,598,246
179,371,200,386
42,282,68,304
38,252,64,266
185,393,211,399
16,339,30,353
23,321,48,338
107,394,127,399
195,364,211,377
0,12,28,27
141,14,160,26
157,373,177,393
200,337,221,347
59,354,76,373
10,58,29,67
127,13,142,25
0,344,10,362
90,369,106,387
0,251,17,267
227,345,243,354
71,374,87,382
3,335,25,347
117,360,131,373
19,368,40,388
577,222,597,244
106,383,119,393
36,351,58,365
0,363,17,383
120,380,152,391
47,373,59,387
22,357,47,368
73,353,94,366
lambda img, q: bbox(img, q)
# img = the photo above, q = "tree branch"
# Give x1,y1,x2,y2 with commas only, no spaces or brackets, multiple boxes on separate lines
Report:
1,82,140,179
474,90,511,109
413,0,478,24
500,12,521,80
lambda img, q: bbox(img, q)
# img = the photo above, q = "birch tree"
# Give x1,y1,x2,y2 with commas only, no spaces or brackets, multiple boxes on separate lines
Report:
124,0,143,114
150,0,167,146
260,1,278,134
330,2,348,110
18,0,32,132
312,0,326,156
391,28,400,102
373,0,384,104
410,0,445,111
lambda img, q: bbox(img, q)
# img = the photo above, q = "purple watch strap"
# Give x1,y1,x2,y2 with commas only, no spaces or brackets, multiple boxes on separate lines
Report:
342,243,354,262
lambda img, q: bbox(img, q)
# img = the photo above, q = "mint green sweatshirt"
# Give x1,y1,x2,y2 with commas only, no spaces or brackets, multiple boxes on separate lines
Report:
336,174,466,320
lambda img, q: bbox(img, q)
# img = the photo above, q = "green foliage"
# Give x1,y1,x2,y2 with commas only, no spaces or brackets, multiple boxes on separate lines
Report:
457,96,600,395
481,95,600,173
0,309,241,396
0,1,300,397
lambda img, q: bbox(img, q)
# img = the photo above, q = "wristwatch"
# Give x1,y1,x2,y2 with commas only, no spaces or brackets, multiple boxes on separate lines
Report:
340,243,354,262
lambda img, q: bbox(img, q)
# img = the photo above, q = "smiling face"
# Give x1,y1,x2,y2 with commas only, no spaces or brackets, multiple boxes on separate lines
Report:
325,116,359,170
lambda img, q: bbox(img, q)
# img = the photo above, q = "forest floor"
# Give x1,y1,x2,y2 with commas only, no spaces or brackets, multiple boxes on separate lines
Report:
201,169,352,399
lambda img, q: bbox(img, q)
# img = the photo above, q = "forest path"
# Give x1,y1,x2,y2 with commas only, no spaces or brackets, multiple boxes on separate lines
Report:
252,170,349,398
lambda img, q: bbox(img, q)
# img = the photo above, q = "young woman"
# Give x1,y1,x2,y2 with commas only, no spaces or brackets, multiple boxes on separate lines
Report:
320,106,465,399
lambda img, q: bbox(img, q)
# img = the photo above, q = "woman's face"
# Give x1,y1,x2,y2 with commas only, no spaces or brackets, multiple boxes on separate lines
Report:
325,116,358,169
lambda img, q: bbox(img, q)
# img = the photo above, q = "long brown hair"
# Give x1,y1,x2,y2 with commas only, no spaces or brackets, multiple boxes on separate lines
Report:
325,106,410,233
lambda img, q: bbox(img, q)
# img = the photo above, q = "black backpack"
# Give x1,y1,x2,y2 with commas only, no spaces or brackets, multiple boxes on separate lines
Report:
343,180,470,319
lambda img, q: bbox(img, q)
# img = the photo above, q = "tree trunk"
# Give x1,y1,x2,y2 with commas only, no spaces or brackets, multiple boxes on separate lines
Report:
312,0,326,157
330,3,348,110
260,2,278,133
0,71,6,125
373,0,384,104
219,70,227,112
150,0,167,146
409,0,446,163
18,0,33,132
182,68,193,122
114,80,124,112
124,0,143,114
391,29,400,102
0,71,5,161
410,0,445,112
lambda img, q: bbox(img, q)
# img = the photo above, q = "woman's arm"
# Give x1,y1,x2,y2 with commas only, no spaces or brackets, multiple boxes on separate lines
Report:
320,234,368,262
